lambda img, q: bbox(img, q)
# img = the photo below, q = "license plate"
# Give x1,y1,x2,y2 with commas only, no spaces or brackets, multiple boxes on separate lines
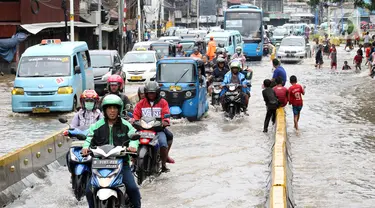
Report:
172,92,179,98
287,54,295,57
92,159,118,169
32,107,50,113
130,76,142,80
169,85,181,91
139,131,155,138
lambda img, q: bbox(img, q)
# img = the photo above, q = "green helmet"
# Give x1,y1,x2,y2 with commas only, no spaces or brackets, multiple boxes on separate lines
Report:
101,94,124,115
236,46,242,53
230,61,241,70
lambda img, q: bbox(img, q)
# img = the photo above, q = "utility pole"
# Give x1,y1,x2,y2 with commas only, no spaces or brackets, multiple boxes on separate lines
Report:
197,0,200,29
70,0,74,41
137,0,141,42
328,0,330,38
61,0,68,41
119,0,124,56
187,0,190,28
98,0,103,49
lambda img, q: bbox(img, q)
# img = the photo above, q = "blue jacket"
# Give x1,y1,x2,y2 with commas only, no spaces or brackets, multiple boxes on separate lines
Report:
220,71,248,95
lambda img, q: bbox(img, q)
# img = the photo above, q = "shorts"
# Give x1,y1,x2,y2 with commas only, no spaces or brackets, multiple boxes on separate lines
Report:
331,62,337,67
292,105,303,115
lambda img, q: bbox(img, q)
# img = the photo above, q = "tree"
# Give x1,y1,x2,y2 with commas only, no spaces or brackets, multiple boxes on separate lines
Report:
308,0,375,11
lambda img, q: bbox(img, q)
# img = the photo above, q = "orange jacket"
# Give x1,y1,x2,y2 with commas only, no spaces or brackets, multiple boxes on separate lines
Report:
206,41,217,59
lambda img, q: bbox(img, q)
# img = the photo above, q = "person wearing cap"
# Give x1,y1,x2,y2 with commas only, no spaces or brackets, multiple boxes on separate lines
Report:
190,47,203,59
176,44,186,57
207,36,217,61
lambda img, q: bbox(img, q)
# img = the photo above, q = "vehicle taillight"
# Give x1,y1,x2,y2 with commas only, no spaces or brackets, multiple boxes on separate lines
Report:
140,138,150,145
63,130,69,136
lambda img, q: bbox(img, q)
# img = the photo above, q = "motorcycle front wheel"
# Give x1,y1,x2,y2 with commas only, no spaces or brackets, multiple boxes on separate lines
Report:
74,173,88,201
229,106,235,119
137,151,150,185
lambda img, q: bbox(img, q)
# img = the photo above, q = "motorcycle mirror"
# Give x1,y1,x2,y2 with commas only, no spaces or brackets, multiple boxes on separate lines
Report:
58,117,68,124
164,114,171,118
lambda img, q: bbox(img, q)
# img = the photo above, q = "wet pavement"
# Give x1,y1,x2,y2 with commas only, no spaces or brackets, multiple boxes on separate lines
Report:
0,75,142,157
5,45,375,207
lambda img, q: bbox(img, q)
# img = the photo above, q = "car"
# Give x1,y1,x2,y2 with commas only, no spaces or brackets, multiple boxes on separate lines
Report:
132,41,157,51
122,50,159,82
276,36,311,62
271,28,288,45
158,36,181,44
90,50,125,95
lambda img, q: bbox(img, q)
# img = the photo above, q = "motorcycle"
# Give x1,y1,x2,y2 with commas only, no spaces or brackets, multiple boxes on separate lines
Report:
89,139,139,208
58,117,91,201
132,114,170,185
223,84,242,119
211,80,222,108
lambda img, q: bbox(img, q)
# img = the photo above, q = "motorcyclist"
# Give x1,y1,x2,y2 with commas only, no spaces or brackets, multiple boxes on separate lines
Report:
190,47,203,59
102,74,132,113
208,57,229,95
231,46,246,69
133,81,173,172
217,43,228,59
136,86,175,164
82,94,141,208
176,44,186,57
71,90,103,131
220,61,249,115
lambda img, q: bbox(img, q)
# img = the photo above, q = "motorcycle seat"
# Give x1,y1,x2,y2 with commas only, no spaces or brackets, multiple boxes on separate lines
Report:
71,141,85,148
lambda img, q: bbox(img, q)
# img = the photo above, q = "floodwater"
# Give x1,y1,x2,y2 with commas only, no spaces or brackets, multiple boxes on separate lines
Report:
5,46,375,207
0,75,141,157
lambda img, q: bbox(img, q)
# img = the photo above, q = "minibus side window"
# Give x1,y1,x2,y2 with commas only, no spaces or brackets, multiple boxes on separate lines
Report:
85,50,91,67
73,55,78,74
229,36,232,46
80,51,89,70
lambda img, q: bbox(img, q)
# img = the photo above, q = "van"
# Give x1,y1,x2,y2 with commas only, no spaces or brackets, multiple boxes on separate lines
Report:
205,30,243,57
11,39,94,113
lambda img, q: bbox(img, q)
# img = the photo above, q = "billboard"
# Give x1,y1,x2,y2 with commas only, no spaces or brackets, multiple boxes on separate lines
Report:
199,0,217,16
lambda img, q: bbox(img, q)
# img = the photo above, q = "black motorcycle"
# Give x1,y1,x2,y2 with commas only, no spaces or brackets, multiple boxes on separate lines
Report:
223,83,242,119
132,115,170,185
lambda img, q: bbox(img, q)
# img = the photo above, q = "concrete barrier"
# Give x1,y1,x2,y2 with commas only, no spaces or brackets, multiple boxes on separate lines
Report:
266,108,294,208
0,93,138,207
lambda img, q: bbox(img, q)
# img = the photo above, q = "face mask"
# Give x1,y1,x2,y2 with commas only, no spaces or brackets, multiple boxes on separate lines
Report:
85,102,95,111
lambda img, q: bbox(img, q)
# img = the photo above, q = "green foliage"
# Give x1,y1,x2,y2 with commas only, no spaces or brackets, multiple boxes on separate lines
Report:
347,23,354,34
307,0,372,9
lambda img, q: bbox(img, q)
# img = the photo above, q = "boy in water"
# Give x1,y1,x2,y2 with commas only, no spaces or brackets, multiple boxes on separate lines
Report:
315,45,323,69
330,44,337,71
262,79,280,133
288,75,305,130
342,61,352,70
353,50,363,71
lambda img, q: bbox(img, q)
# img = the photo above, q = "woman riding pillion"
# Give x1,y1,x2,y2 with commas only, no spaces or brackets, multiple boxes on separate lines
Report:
137,86,175,164
133,82,173,172
81,95,141,208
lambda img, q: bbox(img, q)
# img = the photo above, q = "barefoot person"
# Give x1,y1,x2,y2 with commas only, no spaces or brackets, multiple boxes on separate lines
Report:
288,75,305,130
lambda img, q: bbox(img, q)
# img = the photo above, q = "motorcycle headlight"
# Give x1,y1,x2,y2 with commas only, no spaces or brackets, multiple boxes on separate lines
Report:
229,86,236,91
160,91,166,97
141,119,154,129
70,149,79,162
185,91,192,98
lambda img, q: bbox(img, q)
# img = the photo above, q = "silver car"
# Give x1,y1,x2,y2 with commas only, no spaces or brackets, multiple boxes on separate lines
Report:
276,36,311,62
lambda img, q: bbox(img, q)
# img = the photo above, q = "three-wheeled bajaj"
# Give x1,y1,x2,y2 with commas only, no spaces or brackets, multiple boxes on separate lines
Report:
150,41,176,58
154,57,209,121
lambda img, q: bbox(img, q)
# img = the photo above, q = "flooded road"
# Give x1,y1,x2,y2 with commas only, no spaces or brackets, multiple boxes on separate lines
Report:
0,75,141,157
7,60,273,208
5,45,375,207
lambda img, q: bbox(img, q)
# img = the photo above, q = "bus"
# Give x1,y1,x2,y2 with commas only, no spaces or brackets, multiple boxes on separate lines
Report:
224,4,264,61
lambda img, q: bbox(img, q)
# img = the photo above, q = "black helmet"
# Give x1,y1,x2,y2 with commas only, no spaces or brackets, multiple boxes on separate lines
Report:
137,86,145,100
144,81,160,94
218,43,225,48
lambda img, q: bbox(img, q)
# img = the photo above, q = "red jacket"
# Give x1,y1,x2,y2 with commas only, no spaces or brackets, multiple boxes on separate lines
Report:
133,98,170,124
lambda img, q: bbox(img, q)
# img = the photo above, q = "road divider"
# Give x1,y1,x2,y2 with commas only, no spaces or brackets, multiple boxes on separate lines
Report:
267,108,294,208
0,93,138,207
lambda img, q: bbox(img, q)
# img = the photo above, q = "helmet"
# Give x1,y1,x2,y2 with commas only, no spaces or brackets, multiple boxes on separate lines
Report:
193,47,199,52
101,94,124,116
137,86,145,100
230,61,241,70
218,43,225,48
216,48,224,54
80,90,99,109
177,44,182,48
144,81,160,94
236,46,242,53
217,57,225,63
107,74,124,91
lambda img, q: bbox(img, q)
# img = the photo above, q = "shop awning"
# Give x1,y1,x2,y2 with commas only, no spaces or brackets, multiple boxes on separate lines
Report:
20,21,97,35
